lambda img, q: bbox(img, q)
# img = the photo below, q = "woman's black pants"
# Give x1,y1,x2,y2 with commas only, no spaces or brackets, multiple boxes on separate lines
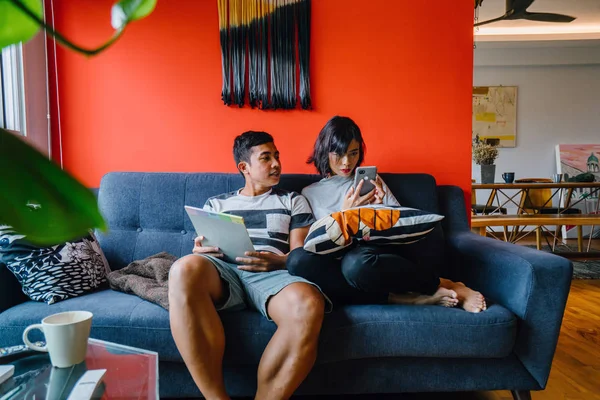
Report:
287,243,440,306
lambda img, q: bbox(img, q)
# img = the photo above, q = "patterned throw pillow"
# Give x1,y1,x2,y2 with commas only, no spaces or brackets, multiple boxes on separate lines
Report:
0,225,111,304
303,206,444,255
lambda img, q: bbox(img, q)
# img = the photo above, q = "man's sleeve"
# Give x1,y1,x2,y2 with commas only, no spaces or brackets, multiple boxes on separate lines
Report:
290,193,316,230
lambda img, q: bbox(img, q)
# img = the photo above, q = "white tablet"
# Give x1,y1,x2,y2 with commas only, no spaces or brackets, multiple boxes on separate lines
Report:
184,205,255,264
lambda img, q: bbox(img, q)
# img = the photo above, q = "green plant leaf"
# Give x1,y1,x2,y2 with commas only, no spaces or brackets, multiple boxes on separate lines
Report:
0,0,43,49
0,129,106,245
111,0,157,30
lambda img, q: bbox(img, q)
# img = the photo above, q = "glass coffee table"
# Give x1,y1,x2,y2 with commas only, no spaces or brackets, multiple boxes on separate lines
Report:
0,338,158,399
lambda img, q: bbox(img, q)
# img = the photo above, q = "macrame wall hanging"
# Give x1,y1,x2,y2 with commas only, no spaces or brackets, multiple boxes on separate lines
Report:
217,0,311,110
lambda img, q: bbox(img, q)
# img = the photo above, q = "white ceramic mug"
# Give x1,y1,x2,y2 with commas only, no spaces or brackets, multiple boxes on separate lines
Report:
23,311,93,368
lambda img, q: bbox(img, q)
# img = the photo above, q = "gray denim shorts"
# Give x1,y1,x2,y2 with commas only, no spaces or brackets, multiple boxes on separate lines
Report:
198,254,332,321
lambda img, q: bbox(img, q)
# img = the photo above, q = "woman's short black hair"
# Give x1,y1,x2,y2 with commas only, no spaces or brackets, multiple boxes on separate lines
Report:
233,131,274,176
307,116,365,177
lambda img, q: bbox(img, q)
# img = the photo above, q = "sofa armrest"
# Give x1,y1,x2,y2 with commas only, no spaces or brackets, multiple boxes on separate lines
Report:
437,185,470,234
446,231,572,389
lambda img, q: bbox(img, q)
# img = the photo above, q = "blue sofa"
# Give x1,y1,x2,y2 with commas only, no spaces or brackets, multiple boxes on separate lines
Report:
0,172,573,399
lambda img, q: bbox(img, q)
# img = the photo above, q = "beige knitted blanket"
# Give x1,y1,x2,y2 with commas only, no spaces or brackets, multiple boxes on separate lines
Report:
107,252,177,310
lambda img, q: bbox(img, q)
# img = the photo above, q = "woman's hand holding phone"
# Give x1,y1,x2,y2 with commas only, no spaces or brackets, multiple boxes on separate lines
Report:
342,175,385,210
343,180,376,210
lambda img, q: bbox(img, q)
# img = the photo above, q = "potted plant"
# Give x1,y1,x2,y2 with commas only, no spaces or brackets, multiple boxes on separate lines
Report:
472,135,499,184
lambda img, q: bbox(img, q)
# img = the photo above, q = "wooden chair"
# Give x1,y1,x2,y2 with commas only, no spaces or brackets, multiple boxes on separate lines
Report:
471,179,507,215
515,178,581,215
515,178,582,246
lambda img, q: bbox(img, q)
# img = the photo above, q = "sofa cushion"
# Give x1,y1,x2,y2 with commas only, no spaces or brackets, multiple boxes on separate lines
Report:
0,227,111,304
0,289,517,364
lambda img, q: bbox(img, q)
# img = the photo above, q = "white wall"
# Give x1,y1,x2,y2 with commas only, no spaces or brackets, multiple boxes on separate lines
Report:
472,41,600,213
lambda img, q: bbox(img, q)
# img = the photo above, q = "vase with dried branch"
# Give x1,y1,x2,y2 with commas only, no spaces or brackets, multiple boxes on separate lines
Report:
472,135,499,184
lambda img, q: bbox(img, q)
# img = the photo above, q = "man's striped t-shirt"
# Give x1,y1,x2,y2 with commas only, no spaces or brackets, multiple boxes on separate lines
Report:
203,188,315,256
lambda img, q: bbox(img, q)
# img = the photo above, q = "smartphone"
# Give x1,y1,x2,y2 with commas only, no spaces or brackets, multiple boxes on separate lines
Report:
353,166,377,196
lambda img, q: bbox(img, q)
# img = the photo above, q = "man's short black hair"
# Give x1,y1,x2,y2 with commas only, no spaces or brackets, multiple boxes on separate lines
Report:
307,116,365,177
233,131,274,175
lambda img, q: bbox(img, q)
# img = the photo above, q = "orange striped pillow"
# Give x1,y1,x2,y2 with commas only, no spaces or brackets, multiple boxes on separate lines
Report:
304,206,444,255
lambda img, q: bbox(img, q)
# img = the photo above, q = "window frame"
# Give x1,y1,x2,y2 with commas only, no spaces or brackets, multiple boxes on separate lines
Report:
0,43,27,137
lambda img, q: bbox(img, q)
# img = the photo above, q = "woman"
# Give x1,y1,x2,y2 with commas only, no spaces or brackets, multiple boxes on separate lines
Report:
287,116,486,312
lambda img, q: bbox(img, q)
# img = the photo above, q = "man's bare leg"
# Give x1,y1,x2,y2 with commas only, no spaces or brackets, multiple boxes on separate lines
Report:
255,283,325,400
439,278,487,313
169,255,230,400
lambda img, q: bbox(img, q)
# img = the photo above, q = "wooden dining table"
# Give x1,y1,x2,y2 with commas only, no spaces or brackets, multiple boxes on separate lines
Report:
472,181,600,213
471,181,600,258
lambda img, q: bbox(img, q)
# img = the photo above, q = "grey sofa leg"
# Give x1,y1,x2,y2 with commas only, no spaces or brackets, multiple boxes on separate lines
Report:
511,390,532,400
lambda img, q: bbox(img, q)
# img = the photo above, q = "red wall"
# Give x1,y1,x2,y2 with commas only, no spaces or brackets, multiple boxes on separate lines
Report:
46,1,474,194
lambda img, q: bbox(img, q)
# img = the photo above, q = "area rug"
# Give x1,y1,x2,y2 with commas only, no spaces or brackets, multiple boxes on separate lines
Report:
524,244,600,279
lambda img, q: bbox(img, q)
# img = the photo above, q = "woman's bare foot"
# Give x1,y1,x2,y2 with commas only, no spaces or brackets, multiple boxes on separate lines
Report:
440,278,486,313
432,287,459,307
389,287,458,307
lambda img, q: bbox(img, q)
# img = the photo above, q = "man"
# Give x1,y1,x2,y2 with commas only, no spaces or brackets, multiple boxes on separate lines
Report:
168,131,331,400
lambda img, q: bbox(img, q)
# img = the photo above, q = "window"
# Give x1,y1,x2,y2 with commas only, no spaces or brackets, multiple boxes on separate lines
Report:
0,43,27,136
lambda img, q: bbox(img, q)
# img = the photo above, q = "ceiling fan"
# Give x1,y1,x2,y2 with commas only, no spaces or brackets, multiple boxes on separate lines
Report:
474,0,576,27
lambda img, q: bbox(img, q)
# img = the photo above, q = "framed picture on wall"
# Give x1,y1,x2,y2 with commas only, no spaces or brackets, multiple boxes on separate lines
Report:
555,144,600,240
472,86,518,148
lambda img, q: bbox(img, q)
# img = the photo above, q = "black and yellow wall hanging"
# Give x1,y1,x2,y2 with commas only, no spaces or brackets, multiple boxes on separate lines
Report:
217,0,311,110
